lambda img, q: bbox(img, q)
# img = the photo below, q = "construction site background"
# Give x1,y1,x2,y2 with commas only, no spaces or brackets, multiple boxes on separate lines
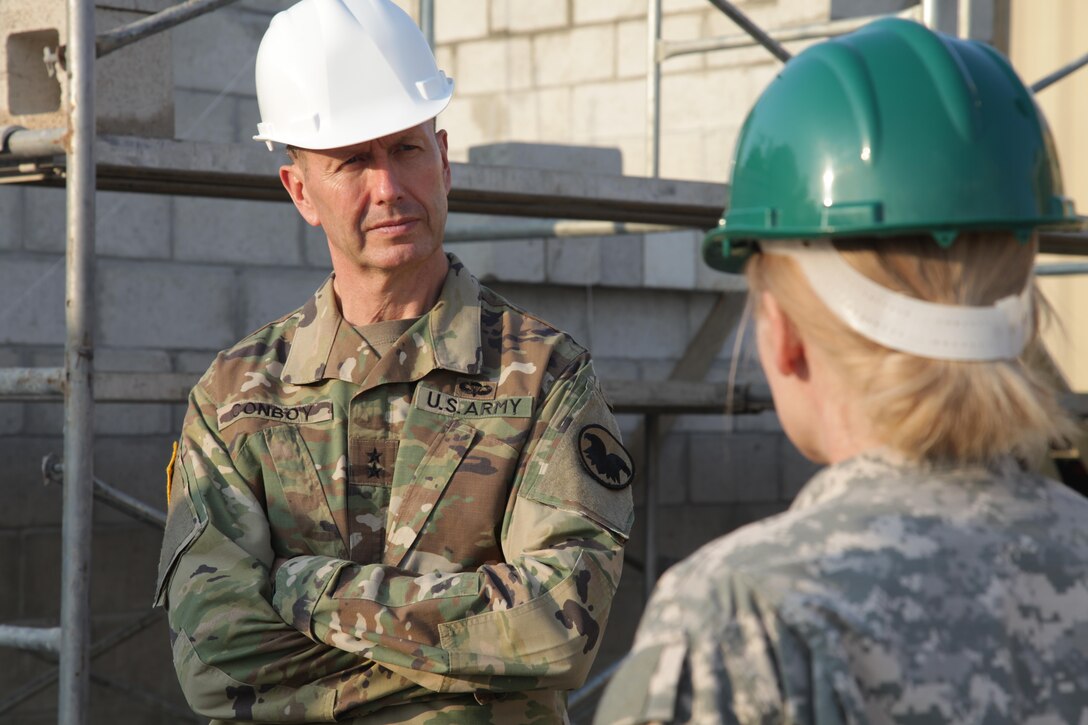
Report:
0,1,1083,722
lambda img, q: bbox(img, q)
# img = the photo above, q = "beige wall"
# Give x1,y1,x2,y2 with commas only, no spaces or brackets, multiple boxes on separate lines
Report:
1009,1,1088,391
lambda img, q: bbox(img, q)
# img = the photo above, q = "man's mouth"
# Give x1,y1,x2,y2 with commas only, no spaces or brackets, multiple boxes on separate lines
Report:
368,218,419,235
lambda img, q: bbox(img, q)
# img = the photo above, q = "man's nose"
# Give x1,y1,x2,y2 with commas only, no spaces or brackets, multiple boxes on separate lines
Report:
369,161,405,204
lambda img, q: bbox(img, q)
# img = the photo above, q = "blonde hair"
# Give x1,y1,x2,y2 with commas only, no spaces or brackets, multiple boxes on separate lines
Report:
746,232,1074,464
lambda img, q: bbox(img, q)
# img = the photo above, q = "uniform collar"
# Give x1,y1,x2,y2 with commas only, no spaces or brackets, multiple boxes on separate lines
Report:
281,253,482,386
790,448,1023,512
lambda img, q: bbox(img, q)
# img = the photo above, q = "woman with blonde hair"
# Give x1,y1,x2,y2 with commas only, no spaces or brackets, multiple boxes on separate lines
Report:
597,17,1088,725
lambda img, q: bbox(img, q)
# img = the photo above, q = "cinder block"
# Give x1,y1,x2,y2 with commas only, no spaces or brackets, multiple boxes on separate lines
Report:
26,187,172,259
689,431,782,503
590,289,689,360
600,234,644,287
23,186,65,253
1,2,173,137
435,0,489,43
88,525,163,613
0,347,24,435
0,652,55,716
644,230,698,289
636,432,688,506
660,12,707,74
96,191,172,259
455,37,531,95
172,8,265,95
0,532,18,620
0,186,23,250
96,260,237,350
20,529,62,618
487,240,547,283
590,356,641,381
302,222,333,268
781,438,823,501
240,267,331,336
614,135,648,176
0,255,66,345
173,197,302,267
445,240,547,284
236,96,264,143
441,95,508,158
533,25,615,86
536,87,573,140
571,80,646,139
492,0,568,33
574,0,646,25
468,142,623,175
89,614,189,720
616,18,648,79
547,237,601,286
649,502,789,563
94,434,182,526
175,351,218,375
174,88,237,143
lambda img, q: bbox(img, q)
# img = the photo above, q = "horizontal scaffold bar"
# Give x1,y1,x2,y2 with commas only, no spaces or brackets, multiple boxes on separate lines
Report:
0,625,62,654
0,133,726,227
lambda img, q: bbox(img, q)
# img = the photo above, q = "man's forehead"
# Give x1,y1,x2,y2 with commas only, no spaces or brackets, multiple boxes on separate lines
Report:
309,123,434,160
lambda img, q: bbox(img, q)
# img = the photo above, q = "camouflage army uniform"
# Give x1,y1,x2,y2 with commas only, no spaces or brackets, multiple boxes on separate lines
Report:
156,255,634,723
595,451,1088,724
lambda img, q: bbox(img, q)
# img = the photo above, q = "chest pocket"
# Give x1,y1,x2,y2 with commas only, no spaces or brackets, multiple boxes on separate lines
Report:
262,425,349,559
384,410,521,572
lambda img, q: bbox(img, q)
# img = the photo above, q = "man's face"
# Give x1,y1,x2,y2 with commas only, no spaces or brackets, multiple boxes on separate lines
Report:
281,122,452,273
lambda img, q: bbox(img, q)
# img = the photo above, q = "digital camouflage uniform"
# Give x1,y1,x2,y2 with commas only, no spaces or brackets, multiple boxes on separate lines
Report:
595,451,1088,724
156,255,635,724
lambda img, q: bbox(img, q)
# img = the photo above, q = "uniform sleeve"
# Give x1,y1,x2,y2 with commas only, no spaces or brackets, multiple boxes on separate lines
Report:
155,383,434,722
593,567,840,725
269,355,634,694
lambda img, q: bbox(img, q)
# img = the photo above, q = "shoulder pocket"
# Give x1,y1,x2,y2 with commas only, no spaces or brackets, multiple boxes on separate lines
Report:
522,386,635,540
154,463,208,608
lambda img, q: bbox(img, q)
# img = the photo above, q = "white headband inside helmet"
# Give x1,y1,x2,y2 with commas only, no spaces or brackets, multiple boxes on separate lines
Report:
762,239,1033,361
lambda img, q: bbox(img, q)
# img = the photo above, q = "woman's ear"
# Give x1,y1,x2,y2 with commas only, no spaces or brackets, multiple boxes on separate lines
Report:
759,291,809,380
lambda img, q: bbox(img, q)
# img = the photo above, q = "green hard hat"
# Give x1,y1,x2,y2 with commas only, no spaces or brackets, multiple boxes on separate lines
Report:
703,17,1082,274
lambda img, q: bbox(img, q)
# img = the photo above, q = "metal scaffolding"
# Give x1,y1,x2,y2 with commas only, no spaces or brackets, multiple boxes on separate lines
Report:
1,0,1086,723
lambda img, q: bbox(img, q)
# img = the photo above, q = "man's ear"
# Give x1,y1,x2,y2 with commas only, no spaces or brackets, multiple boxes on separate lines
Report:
760,291,809,380
435,128,451,194
280,163,321,227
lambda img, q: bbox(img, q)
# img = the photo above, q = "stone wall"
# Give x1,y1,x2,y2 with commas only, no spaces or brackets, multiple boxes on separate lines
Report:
0,1,837,722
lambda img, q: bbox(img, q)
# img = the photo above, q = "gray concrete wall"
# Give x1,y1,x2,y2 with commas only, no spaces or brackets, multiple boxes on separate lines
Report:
0,1,833,721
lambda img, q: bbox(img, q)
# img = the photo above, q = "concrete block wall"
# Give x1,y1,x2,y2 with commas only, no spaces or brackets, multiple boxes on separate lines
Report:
0,0,854,721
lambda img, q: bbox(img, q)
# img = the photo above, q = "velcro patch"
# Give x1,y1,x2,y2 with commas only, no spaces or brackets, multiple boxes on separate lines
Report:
578,424,634,489
414,385,532,419
217,400,334,429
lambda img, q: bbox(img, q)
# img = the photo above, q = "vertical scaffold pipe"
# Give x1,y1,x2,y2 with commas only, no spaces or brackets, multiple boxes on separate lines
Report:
59,0,96,722
646,0,662,177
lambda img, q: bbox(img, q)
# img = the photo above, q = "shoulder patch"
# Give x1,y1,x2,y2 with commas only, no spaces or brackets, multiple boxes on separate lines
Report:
578,424,635,490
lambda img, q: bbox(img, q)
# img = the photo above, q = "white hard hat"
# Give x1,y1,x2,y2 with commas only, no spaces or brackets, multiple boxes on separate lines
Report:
253,0,454,151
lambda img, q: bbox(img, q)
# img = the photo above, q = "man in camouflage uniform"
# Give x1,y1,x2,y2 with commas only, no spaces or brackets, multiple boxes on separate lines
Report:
155,1,634,722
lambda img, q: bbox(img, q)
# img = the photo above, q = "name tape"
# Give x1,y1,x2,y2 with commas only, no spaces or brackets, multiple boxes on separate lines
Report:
415,385,532,419
218,400,334,429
